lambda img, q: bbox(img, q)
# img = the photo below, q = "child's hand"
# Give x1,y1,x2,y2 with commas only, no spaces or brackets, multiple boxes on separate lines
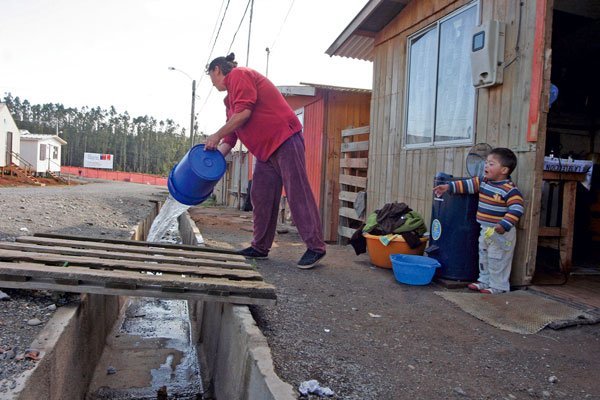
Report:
433,184,449,197
494,224,506,234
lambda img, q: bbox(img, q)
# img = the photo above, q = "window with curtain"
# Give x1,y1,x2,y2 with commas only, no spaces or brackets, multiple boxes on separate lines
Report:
405,3,478,147
39,144,46,161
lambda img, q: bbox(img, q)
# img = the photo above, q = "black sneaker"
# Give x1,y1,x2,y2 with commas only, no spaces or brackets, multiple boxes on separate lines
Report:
237,246,268,259
297,249,326,269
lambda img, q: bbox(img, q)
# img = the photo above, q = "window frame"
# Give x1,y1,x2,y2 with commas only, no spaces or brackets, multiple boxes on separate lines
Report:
403,1,480,149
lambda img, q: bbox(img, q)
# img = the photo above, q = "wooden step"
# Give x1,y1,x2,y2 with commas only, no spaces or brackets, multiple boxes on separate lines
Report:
48,171,68,183
10,164,44,186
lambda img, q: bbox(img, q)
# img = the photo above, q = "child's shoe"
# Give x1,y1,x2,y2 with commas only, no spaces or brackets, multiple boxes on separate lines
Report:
467,282,489,291
479,287,507,294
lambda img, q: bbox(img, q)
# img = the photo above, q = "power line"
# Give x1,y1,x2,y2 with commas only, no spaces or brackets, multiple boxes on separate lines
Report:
202,0,232,82
227,0,252,54
196,0,232,118
198,86,214,117
270,0,295,51
205,0,228,62
200,0,251,119
198,0,255,126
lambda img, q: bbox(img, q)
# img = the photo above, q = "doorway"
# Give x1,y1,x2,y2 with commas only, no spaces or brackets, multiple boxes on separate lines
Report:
5,131,12,165
533,1,600,308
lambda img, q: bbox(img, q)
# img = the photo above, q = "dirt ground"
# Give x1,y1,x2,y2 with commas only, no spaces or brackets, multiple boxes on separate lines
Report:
1,180,598,399
0,174,69,187
189,206,600,400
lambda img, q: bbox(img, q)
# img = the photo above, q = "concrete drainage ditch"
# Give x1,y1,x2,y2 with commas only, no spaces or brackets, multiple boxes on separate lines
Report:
3,203,295,400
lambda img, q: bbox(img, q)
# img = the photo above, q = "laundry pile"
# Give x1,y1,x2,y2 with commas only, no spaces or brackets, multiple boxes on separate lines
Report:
349,202,427,255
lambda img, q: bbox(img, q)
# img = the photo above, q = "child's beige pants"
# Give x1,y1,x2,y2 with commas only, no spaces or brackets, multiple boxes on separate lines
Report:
477,226,517,292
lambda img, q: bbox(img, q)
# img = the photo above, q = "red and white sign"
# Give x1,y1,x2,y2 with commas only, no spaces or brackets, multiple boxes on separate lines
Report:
83,152,114,169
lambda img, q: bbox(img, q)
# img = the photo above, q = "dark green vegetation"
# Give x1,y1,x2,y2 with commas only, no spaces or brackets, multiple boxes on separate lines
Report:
3,93,200,176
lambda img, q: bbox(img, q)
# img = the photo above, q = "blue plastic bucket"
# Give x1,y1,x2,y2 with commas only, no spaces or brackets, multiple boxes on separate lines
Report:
168,144,226,206
390,254,441,286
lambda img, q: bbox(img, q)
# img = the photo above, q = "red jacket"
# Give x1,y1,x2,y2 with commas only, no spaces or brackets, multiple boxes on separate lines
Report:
221,67,302,161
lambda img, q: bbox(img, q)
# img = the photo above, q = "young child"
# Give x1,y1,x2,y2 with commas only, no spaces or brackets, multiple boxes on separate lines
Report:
433,148,524,294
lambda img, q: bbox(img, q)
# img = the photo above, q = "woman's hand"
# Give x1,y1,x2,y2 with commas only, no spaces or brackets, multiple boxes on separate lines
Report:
205,133,221,150
204,109,251,151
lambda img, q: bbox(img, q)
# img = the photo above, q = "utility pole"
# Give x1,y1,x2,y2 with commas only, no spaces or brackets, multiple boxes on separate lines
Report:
168,66,196,147
238,0,254,210
246,0,254,66
190,79,196,147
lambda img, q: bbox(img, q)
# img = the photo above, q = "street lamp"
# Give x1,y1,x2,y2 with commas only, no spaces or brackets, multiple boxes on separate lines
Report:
168,66,196,147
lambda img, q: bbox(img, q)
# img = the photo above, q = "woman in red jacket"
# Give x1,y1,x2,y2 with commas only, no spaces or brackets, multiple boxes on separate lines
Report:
205,53,326,268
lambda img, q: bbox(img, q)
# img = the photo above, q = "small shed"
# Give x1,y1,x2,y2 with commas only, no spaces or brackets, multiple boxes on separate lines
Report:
327,0,600,287
19,131,67,174
278,83,371,241
0,103,21,168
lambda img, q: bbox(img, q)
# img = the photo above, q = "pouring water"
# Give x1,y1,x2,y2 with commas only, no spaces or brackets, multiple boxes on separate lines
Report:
146,195,190,242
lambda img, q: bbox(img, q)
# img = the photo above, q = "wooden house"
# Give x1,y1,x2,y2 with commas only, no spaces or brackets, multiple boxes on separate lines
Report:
278,83,371,241
327,0,600,288
19,131,67,174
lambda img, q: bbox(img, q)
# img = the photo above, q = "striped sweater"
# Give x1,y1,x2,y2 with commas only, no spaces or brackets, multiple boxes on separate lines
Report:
448,176,524,231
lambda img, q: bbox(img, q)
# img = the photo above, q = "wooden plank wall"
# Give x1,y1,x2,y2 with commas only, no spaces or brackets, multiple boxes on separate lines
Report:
368,0,543,285
304,97,326,211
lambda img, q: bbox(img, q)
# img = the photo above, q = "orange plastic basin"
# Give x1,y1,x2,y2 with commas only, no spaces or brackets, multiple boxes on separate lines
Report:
363,233,428,269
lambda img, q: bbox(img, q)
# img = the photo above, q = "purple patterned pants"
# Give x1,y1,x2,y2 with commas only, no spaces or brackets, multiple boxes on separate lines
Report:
250,132,326,254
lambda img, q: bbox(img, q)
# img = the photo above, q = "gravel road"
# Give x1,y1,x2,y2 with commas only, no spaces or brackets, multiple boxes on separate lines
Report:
1,181,599,399
190,206,600,400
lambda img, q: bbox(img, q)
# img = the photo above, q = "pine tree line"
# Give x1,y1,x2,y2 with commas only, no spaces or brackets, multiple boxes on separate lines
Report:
2,93,198,176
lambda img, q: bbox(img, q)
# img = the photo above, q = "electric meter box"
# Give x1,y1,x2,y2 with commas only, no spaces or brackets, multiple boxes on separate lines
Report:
470,20,506,88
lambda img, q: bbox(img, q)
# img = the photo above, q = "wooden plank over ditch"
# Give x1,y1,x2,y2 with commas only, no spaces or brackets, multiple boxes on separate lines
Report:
0,235,276,305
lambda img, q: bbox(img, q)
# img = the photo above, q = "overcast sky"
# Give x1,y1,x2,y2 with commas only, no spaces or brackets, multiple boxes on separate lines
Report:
0,0,372,136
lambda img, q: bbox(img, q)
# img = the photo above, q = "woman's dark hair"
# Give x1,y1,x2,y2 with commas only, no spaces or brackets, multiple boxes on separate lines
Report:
490,147,517,175
207,53,238,75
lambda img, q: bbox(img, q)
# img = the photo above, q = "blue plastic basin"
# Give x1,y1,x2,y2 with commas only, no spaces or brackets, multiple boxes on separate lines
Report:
390,254,441,286
168,144,226,205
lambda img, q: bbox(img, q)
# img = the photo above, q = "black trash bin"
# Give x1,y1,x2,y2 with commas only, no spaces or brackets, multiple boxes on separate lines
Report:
426,172,480,281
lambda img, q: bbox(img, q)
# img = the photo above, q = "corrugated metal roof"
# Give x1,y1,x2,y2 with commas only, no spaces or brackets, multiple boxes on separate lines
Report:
298,82,372,93
277,86,317,97
20,131,67,145
326,0,410,61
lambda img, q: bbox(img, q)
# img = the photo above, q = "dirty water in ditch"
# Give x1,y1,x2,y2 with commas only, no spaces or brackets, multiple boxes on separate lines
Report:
87,201,203,399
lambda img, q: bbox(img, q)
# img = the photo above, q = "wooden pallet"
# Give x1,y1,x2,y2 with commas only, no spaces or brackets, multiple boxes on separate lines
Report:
0,235,276,306
338,126,369,243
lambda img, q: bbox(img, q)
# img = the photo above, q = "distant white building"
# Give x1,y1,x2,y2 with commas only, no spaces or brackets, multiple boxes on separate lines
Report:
0,103,21,167
19,131,67,174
